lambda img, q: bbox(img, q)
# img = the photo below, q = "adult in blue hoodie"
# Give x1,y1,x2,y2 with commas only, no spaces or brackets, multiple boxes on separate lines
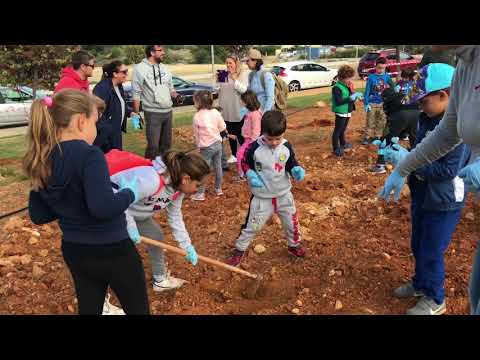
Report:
25,89,149,315
93,60,136,153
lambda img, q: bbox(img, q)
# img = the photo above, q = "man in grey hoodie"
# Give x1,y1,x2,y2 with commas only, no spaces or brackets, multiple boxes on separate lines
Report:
379,45,480,315
132,45,181,159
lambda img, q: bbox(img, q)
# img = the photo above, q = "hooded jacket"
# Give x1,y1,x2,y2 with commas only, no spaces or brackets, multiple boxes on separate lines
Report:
54,67,90,93
131,59,174,113
408,112,471,211
28,140,134,245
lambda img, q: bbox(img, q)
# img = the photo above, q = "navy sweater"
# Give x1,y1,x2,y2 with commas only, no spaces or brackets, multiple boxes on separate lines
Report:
408,112,471,212
28,140,135,244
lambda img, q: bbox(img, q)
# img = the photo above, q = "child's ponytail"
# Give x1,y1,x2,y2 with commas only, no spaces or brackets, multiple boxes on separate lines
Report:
22,89,105,191
163,150,210,190
22,98,60,190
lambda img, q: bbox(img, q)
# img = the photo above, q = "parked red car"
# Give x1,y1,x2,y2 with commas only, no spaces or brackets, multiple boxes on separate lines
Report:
357,49,420,79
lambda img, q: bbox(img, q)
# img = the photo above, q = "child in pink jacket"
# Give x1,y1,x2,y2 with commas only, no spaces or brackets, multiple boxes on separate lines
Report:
236,90,262,179
191,90,228,201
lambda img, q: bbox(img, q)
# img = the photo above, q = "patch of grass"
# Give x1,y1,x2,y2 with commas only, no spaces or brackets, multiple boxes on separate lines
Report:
287,87,365,109
0,135,26,160
0,165,27,186
173,112,195,128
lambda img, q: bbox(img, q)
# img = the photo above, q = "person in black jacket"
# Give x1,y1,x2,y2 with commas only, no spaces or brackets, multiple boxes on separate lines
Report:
23,89,149,315
93,60,138,152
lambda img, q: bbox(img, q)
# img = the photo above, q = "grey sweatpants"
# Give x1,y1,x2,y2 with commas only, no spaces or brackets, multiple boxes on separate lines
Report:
144,110,173,160
136,217,166,282
235,192,301,251
198,140,223,193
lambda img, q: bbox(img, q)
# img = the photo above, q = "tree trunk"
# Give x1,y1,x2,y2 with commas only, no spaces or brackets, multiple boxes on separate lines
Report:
32,68,38,99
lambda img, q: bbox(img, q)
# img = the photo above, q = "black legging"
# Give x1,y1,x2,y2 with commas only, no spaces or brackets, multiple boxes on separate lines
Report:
62,239,150,315
225,120,245,155
332,115,350,151
377,109,420,165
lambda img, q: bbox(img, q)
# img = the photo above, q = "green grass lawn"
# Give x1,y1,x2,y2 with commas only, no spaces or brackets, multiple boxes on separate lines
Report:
0,88,365,163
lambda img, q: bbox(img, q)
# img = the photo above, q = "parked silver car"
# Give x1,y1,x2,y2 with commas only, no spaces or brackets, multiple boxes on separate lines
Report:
0,87,33,127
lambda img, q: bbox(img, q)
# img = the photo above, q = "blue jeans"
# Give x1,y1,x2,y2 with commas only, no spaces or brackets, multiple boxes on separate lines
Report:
410,201,462,304
469,243,480,315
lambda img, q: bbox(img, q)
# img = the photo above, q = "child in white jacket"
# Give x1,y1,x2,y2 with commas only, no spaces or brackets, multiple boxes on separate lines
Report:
110,150,210,291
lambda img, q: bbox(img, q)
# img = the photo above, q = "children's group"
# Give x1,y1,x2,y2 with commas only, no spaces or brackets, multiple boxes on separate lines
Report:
22,45,480,316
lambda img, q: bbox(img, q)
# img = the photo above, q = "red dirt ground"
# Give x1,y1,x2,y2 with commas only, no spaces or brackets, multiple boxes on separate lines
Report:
0,104,478,315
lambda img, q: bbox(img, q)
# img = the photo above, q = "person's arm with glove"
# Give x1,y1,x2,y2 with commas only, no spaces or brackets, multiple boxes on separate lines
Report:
166,193,198,265
415,143,470,182
383,137,410,167
379,68,463,203
285,142,305,181
125,209,141,244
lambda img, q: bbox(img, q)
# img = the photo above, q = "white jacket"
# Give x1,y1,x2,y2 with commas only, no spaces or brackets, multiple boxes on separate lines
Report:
111,166,191,250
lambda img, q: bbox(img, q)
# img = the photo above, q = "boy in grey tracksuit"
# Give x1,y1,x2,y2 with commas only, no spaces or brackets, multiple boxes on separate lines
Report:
132,47,182,160
227,110,306,267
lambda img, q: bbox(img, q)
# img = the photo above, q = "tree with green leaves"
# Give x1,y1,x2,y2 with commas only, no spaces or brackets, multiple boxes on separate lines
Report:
124,45,145,65
0,45,79,97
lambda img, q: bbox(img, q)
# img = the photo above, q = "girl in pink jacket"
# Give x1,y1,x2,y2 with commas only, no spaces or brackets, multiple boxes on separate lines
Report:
236,90,262,179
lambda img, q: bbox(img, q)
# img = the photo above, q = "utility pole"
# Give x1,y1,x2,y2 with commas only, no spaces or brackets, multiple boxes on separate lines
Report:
356,45,359,58
211,45,215,86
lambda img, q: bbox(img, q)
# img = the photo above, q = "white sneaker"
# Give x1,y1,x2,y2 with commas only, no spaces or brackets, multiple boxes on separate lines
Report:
102,294,125,315
227,155,237,164
153,275,187,292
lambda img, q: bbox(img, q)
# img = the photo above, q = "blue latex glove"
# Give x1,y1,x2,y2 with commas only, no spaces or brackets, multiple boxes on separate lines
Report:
127,226,141,245
349,92,363,101
185,244,198,266
246,169,265,188
365,104,371,113
131,114,141,130
458,160,480,193
372,139,387,156
119,175,139,202
378,168,407,203
394,84,401,93
291,166,305,181
384,138,409,166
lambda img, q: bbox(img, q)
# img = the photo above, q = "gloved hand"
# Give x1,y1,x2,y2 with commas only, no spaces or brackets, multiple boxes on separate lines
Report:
458,160,480,192
365,104,371,112
378,168,407,203
384,138,409,166
127,226,141,245
131,114,141,130
185,244,198,266
350,92,363,101
246,169,265,188
119,175,140,203
291,166,305,181
372,139,387,156
394,84,401,93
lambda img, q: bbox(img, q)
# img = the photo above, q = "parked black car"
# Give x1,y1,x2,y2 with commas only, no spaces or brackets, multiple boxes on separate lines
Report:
123,76,219,109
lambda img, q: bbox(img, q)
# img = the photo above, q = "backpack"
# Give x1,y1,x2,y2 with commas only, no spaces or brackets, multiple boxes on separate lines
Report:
249,70,289,111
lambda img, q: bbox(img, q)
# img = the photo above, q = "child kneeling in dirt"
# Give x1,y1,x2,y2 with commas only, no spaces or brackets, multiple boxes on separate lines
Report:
110,150,211,292
227,110,306,266
331,65,363,157
387,63,471,315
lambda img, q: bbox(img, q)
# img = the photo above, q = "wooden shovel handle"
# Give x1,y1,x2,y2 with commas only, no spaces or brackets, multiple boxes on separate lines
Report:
140,236,257,279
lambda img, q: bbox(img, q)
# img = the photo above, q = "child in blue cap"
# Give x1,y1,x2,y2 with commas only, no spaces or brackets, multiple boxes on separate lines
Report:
385,63,471,315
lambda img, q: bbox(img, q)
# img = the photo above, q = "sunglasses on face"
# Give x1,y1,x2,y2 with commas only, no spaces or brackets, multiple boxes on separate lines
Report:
116,69,128,75
84,63,95,68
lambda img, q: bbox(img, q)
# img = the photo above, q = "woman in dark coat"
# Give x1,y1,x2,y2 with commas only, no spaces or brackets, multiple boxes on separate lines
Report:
93,60,137,152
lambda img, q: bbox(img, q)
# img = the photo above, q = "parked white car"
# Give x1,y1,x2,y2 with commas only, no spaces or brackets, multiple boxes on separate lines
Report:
0,87,33,127
272,61,338,92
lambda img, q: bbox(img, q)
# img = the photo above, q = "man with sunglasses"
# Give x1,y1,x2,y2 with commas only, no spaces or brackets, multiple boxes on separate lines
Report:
54,50,95,94
132,45,182,159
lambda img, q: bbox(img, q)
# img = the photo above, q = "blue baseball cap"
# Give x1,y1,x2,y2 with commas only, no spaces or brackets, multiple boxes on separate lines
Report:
405,63,456,104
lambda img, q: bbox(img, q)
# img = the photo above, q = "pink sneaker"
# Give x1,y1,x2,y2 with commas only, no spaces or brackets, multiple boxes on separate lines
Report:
227,249,245,267
288,245,306,258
